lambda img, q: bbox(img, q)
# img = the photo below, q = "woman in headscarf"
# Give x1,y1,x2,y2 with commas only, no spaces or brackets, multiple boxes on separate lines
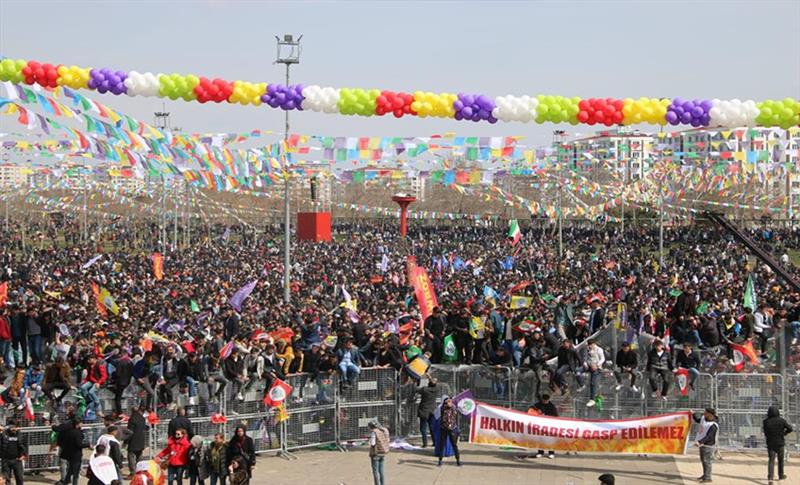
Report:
226,425,256,483
431,396,462,467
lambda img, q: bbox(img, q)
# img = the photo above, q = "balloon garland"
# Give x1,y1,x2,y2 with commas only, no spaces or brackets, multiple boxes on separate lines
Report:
0,57,798,128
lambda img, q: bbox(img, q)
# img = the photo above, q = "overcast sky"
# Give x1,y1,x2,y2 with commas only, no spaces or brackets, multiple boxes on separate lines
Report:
1,0,798,146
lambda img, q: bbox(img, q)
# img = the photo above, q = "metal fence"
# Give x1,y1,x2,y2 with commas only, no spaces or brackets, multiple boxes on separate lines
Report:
14,365,800,471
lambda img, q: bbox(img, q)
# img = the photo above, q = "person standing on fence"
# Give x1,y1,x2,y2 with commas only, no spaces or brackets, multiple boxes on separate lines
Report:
646,339,673,400
692,408,719,483
368,419,390,485
613,341,639,392
763,405,793,484
412,377,438,448
226,425,255,483
0,420,26,485
434,397,462,467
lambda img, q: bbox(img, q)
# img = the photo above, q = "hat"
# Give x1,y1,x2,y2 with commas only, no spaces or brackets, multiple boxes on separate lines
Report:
598,473,615,485
367,418,381,428
621,341,630,347
704,407,717,418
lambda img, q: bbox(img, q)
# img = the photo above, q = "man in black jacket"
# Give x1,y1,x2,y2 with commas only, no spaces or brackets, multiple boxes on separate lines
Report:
168,406,194,440
553,339,584,395
613,342,639,392
674,342,701,390
57,418,85,485
125,406,148,477
112,349,133,417
0,419,27,485
532,394,558,459
646,340,673,399
763,405,793,484
412,378,438,448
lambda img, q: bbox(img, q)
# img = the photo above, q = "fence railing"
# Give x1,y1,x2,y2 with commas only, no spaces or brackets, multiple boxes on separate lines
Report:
12,366,800,471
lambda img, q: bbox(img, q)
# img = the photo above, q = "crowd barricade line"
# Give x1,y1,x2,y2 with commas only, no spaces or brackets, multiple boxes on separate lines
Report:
17,365,800,471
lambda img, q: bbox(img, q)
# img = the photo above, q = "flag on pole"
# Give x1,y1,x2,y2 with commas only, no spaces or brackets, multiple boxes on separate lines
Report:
219,341,235,359
81,255,102,270
152,252,164,280
507,219,521,245
91,282,107,317
675,367,690,396
24,390,35,421
229,280,257,312
509,295,533,309
0,282,7,308
263,378,293,408
743,274,757,310
98,286,119,315
190,300,200,313
731,341,759,372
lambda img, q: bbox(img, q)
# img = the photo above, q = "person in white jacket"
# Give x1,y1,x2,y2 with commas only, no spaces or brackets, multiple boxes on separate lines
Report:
753,305,770,356
583,339,605,407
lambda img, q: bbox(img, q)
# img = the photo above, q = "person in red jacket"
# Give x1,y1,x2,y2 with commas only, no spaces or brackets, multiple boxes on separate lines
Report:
0,313,12,370
80,355,107,417
157,428,191,485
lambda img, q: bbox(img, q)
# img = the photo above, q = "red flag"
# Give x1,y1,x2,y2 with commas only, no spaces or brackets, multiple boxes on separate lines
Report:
219,341,235,359
731,341,759,372
410,266,438,324
0,282,7,308
152,253,164,280
675,368,690,396
263,378,293,408
24,390,35,421
506,280,531,295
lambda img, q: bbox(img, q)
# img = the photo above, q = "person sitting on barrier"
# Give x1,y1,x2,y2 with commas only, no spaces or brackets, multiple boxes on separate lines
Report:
0,419,26,485
158,345,182,411
226,426,255,481
337,339,364,389
261,343,286,393
182,351,208,406
22,364,44,404
223,347,247,402
646,339,673,400
674,342,701,391
206,354,228,403
156,428,192,485
241,345,264,395
613,341,639,393
522,328,552,398
552,339,584,396
583,339,605,408
81,355,108,417
1,369,25,410
133,352,158,411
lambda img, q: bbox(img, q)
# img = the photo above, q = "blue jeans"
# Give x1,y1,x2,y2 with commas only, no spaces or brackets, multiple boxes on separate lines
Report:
0,340,10,368
186,376,198,397
80,382,99,412
370,456,385,485
687,367,700,387
339,362,360,385
316,374,332,403
27,334,42,364
588,368,600,400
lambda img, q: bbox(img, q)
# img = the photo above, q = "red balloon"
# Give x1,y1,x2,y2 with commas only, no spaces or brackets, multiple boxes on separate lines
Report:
577,110,589,122
393,109,404,118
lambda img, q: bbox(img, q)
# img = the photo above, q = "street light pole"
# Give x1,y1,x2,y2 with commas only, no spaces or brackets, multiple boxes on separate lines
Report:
276,34,302,304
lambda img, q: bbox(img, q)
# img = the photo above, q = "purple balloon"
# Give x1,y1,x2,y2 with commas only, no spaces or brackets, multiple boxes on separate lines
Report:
488,116,498,124
472,113,481,122
680,111,692,123
691,106,704,117
260,94,269,103
453,100,464,111
463,95,475,106
477,108,489,119
665,111,678,123
700,100,713,111
700,113,711,125
690,118,701,127
454,111,464,121
673,105,684,115
462,106,473,118
267,84,278,95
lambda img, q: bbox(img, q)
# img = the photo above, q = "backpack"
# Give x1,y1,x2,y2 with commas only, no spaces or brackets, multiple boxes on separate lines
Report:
372,427,390,456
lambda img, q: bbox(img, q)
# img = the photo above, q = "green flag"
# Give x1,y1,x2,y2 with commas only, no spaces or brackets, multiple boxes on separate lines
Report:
190,300,200,313
744,274,757,310
443,334,458,363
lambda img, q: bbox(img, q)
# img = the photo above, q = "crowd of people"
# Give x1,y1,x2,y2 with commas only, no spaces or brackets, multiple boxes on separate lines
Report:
0,216,798,483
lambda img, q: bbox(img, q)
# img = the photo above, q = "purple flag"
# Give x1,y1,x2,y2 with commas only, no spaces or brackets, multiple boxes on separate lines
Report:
229,280,257,312
452,389,476,415
154,317,169,333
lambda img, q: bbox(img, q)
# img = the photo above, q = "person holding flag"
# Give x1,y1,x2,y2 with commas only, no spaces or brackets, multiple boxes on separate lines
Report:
674,342,701,392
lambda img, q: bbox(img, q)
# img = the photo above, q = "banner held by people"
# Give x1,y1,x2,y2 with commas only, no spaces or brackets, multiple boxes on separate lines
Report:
469,402,691,455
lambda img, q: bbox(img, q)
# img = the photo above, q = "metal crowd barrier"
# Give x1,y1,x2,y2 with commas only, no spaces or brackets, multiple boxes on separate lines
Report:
15,365,800,471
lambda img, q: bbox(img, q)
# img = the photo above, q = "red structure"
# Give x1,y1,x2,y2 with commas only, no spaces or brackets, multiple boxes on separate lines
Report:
297,212,332,242
391,194,417,238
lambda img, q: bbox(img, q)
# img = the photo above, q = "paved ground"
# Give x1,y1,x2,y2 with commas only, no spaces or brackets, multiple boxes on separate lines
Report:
251,444,796,485
25,443,798,484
